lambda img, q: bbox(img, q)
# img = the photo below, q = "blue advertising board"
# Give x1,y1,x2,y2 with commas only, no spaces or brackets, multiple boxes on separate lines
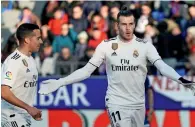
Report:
35,76,195,110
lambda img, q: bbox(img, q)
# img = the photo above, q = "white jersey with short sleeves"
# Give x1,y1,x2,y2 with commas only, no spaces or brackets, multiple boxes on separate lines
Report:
1,49,38,114
89,35,161,109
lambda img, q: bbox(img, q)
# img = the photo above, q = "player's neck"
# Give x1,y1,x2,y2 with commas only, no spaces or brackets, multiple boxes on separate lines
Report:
17,46,32,57
118,35,134,43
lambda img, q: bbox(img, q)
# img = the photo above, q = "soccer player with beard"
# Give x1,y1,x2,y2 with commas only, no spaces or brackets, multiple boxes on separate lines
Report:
39,7,195,127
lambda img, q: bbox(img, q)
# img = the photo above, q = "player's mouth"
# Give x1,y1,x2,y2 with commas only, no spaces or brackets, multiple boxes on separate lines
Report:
126,33,131,35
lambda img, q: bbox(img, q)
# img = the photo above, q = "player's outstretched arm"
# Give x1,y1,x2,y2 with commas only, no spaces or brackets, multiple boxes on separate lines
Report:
154,60,195,95
38,62,97,95
1,85,42,121
39,41,106,95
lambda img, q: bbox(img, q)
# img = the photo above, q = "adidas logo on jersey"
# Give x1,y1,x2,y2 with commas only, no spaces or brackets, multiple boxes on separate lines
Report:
11,53,21,60
111,52,117,56
26,68,30,73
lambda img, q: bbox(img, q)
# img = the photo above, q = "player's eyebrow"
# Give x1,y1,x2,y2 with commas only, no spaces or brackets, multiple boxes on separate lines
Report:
37,36,41,39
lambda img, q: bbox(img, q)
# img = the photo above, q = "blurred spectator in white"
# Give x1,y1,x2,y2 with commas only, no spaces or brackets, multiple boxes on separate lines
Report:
144,23,158,45
69,5,88,33
35,40,54,76
17,7,41,27
48,8,69,36
55,47,78,75
18,0,35,10
74,31,88,59
88,27,108,49
1,1,20,32
135,4,155,35
52,23,77,55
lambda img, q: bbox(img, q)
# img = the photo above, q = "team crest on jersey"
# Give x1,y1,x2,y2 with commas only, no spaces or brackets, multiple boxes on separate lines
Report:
22,59,28,67
5,71,12,80
133,50,139,58
111,43,118,56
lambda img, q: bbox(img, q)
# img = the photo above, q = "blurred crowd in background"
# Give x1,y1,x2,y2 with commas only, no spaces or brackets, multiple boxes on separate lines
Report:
1,0,195,76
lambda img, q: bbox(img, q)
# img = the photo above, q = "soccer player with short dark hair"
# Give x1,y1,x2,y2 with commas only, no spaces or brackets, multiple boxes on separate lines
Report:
1,23,43,127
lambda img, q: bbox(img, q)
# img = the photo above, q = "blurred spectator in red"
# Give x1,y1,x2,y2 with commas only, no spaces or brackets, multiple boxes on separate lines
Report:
17,7,41,27
55,47,78,75
88,13,107,36
52,23,77,55
88,27,108,49
75,31,88,59
69,5,88,33
48,8,68,36
41,1,59,25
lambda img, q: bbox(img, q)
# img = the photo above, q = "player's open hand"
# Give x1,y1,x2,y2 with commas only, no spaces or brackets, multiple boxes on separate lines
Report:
38,79,63,95
27,107,42,121
179,77,195,96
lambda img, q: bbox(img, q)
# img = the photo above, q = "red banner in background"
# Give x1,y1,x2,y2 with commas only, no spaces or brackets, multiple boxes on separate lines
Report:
32,76,195,127
32,110,195,127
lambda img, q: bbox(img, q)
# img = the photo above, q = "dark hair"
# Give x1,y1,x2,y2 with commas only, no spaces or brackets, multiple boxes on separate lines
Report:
22,7,30,11
117,5,134,22
16,23,40,43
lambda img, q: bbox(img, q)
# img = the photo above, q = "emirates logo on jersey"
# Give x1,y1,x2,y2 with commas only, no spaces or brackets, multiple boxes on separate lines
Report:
133,50,139,58
111,43,118,56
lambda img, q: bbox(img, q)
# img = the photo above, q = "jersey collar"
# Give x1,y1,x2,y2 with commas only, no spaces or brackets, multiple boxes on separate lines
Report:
117,34,136,44
15,49,30,59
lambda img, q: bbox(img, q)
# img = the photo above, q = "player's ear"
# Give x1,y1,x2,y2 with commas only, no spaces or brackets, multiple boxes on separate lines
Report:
24,37,30,44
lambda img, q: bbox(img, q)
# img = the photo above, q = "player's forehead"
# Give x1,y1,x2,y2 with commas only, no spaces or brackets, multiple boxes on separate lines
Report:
118,16,135,24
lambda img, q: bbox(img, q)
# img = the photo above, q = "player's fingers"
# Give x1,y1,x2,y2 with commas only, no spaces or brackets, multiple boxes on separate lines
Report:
35,117,42,121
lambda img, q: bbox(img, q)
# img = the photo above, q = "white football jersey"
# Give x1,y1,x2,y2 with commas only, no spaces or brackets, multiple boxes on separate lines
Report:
89,35,161,109
1,49,38,114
